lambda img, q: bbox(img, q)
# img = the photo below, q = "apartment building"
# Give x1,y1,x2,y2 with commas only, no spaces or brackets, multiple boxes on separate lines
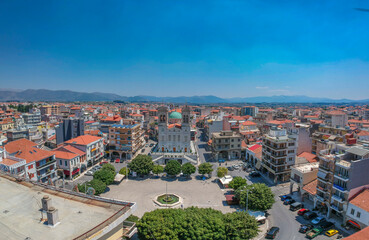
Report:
4,138,57,183
315,143,369,222
290,162,319,201
261,128,298,183
55,118,84,145
53,150,81,180
22,113,41,125
64,135,104,167
311,124,349,154
211,130,242,161
241,106,259,117
108,124,145,160
40,105,60,115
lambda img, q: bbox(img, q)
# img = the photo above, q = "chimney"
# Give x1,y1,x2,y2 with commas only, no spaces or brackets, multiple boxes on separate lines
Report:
47,207,59,227
41,195,52,212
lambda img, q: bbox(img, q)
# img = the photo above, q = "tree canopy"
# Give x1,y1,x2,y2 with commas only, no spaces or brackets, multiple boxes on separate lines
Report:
78,179,107,195
217,167,228,178
198,163,213,176
102,163,115,173
93,169,115,185
164,160,182,176
137,207,259,240
181,162,196,176
228,176,247,190
236,183,275,211
128,155,154,176
119,167,130,176
152,165,164,175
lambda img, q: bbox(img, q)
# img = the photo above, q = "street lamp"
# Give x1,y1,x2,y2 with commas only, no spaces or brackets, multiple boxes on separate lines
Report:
246,186,255,212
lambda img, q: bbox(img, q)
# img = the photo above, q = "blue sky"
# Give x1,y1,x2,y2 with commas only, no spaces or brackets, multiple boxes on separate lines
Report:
0,0,369,99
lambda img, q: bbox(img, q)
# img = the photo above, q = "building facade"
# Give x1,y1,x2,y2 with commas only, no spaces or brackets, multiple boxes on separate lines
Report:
56,118,84,145
261,128,298,183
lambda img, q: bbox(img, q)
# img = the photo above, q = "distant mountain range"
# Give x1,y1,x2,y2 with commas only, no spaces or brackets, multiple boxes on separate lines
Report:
0,89,368,104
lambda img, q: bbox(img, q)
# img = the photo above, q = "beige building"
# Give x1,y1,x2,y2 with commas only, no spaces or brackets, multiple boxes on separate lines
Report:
211,130,242,161
108,124,145,160
261,128,298,183
290,162,319,201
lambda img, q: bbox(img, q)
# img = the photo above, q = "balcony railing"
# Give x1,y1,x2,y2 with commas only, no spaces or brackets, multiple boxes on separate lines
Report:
331,204,343,213
331,194,344,203
333,184,347,192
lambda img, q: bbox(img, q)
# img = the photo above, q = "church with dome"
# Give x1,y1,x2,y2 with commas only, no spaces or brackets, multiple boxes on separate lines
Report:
151,105,198,165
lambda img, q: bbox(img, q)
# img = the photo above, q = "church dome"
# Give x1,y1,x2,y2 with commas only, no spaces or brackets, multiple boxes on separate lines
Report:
169,111,182,119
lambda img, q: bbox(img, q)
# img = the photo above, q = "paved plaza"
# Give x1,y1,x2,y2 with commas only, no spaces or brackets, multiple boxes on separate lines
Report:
102,175,235,217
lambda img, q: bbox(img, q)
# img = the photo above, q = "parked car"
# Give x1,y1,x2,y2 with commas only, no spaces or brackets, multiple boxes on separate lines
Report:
233,165,240,170
280,195,292,201
290,202,304,211
115,158,120,163
283,199,296,205
265,227,280,239
85,170,94,176
141,148,145,153
303,211,318,220
299,224,314,233
325,229,339,237
306,227,323,239
250,171,261,177
311,216,326,225
225,194,239,205
320,221,334,230
149,143,154,147
298,208,310,216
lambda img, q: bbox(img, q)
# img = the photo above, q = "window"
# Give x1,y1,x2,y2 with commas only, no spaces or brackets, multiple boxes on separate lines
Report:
351,209,355,215
28,165,33,170
357,212,361,218
65,160,68,166
59,160,62,166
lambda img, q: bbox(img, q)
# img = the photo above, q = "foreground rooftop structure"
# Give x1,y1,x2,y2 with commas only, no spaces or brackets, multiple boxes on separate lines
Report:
0,173,137,240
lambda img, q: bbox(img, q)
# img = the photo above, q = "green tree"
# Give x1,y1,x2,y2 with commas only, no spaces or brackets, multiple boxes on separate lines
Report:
77,179,107,195
128,155,154,176
181,162,196,177
89,179,107,195
198,163,214,176
93,169,115,185
164,160,181,176
152,165,164,176
236,183,275,211
119,167,130,176
217,167,228,178
224,211,259,240
137,207,258,240
102,163,115,173
228,176,247,190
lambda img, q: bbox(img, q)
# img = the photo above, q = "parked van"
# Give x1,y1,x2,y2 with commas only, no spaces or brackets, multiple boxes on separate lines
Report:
290,202,304,211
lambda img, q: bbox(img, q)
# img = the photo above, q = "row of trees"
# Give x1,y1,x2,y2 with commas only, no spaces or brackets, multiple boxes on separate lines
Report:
137,207,259,240
78,164,116,195
8,104,34,113
128,155,214,177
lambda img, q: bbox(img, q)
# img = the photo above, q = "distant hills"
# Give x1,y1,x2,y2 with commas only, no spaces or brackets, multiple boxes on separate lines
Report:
0,89,367,104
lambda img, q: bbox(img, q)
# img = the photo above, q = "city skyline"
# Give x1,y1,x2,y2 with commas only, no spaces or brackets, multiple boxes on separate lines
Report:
1,1,369,99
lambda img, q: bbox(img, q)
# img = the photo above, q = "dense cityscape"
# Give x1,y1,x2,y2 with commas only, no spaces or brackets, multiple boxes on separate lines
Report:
1,1,369,240
1,102,369,239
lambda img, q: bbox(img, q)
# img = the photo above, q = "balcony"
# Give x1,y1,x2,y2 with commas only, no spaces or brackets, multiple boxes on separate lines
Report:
333,184,348,193
316,195,325,203
37,159,56,170
331,194,345,203
336,160,351,169
334,172,349,181
330,204,343,213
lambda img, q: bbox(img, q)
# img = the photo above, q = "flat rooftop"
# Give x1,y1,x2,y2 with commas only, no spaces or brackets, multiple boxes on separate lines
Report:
0,175,133,240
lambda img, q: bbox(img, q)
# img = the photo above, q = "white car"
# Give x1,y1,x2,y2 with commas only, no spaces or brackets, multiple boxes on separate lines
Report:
85,170,94,176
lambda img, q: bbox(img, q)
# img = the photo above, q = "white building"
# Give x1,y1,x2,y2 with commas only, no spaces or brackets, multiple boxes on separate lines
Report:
346,188,369,230
152,106,198,165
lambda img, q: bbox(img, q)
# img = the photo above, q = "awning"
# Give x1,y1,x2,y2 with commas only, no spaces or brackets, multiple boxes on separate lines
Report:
317,171,327,180
347,220,361,230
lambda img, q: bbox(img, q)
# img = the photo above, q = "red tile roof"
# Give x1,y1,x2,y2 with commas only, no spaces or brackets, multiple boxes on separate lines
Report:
65,135,102,146
52,150,78,160
302,179,317,196
350,189,369,213
298,152,318,163
344,226,369,240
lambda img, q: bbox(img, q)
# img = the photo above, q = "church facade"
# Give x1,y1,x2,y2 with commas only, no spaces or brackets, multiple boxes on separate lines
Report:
151,105,198,165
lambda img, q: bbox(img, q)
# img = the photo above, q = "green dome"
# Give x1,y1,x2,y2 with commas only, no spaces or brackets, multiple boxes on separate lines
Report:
169,111,182,119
